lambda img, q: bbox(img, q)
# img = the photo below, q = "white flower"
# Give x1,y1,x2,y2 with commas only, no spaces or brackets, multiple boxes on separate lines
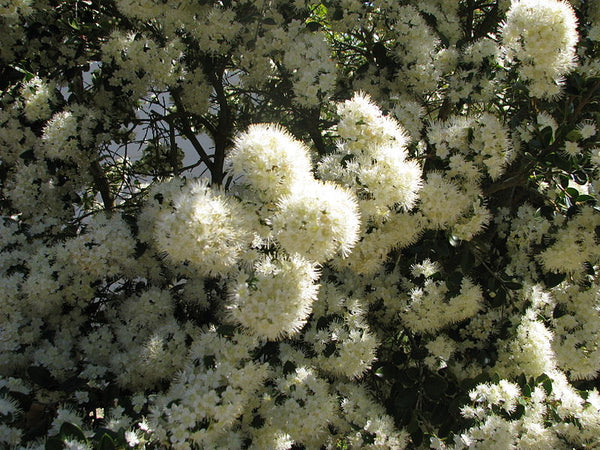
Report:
419,173,470,229
227,256,319,340
125,430,141,447
21,76,54,121
272,180,360,262
502,0,578,98
227,124,313,203
0,395,19,416
563,141,581,157
337,92,409,153
267,367,336,446
153,179,249,277
577,120,597,139
357,145,422,211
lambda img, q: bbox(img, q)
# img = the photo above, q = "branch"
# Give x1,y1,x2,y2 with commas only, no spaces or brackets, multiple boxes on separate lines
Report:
208,64,233,186
89,159,114,211
166,116,182,173
302,108,327,156
171,90,215,173
483,172,528,196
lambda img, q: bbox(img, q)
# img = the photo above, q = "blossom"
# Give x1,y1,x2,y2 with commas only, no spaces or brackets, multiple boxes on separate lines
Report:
577,120,597,139
502,0,579,98
552,284,600,380
336,92,409,153
471,113,514,180
0,0,32,18
0,395,20,417
153,179,249,277
402,276,483,334
563,141,581,157
21,76,53,121
227,256,319,340
279,22,336,107
337,382,410,449
538,207,600,275
356,145,422,212
496,309,556,378
425,335,457,370
419,172,470,229
40,111,80,159
227,124,313,203
265,367,336,446
149,330,268,448
272,180,360,262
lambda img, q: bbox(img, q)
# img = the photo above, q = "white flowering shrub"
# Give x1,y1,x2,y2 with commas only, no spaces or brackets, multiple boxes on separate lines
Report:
2,0,600,448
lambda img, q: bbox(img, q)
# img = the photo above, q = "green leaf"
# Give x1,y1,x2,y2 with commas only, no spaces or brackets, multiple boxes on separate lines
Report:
510,403,526,420
323,342,337,357
536,373,550,384
446,271,463,294
28,366,58,389
98,433,116,450
14,65,35,81
424,375,448,400
460,249,475,273
573,171,587,185
316,315,334,330
566,187,579,198
544,271,566,289
374,363,401,380
216,324,235,336
306,21,320,32
488,289,506,307
392,388,418,411
542,378,553,395
540,126,554,145
566,129,582,141
504,281,523,291
67,19,80,30
60,422,88,443
20,149,35,161
203,355,216,369
577,194,595,204
45,437,63,450
449,234,460,247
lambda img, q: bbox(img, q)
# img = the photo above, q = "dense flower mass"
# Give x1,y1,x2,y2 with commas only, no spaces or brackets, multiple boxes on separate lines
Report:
227,255,319,340
152,179,249,277
272,180,360,262
226,124,314,203
501,0,578,98
2,0,600,448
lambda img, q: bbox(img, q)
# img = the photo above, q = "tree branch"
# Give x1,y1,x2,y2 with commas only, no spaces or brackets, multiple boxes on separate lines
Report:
89,159,114,211
171,90,215,173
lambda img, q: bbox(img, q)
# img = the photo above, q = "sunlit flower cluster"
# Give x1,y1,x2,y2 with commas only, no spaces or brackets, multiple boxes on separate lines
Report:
502,0,579,98
1,1,600,448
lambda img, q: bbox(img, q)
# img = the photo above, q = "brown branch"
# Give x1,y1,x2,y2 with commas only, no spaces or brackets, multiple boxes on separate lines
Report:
209,66,233,186
302,108,326,156
483,172,528,196
571,79,600,122
89,159,114,211
166,116,181,173
171,90,215,173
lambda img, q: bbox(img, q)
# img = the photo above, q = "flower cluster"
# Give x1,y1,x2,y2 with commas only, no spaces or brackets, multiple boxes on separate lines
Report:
501,0,579,98
2,0,600,448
